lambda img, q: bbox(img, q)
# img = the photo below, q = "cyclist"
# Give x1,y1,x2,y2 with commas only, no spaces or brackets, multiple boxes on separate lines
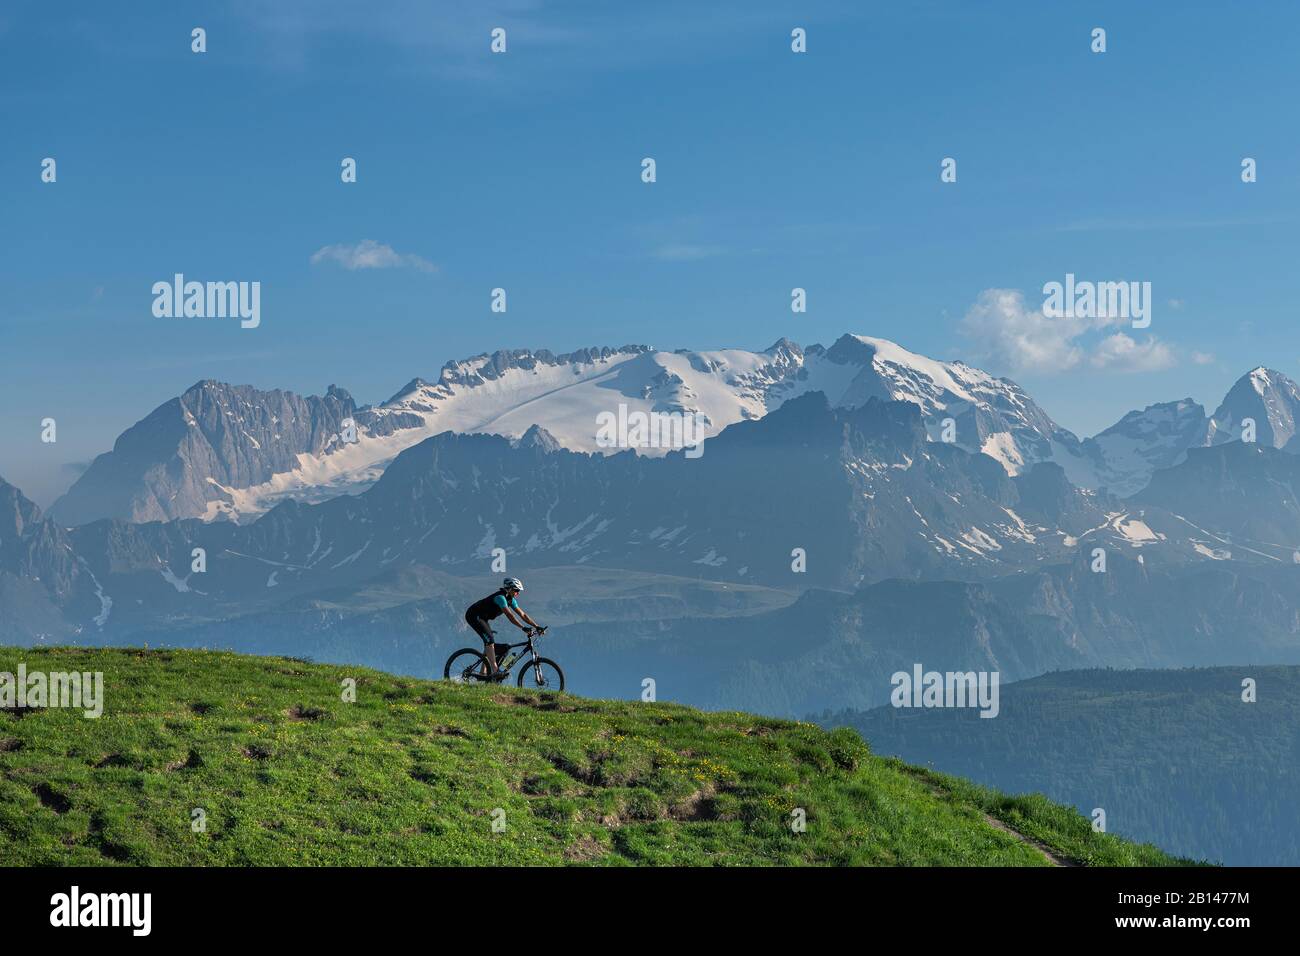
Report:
464,577,545,679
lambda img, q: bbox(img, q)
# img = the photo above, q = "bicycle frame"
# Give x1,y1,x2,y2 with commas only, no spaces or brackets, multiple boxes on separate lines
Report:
495,635,541,671
474,630,548,679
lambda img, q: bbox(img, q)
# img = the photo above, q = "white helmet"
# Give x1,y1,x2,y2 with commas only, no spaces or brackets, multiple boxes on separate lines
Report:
503,577,524,592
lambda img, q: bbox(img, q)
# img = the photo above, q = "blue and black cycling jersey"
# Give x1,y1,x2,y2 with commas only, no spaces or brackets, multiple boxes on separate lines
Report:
465,588,520,643
467,588,520,621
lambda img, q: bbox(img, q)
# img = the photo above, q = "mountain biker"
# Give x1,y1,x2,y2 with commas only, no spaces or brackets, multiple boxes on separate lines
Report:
464,577,545,679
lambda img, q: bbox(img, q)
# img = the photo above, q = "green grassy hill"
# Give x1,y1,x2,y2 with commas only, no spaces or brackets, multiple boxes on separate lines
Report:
0,647,1192,866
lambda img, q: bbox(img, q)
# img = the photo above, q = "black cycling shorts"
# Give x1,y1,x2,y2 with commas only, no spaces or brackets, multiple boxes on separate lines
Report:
465,612,495,645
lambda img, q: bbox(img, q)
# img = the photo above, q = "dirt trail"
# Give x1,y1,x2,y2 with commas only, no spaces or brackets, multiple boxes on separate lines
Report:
978,812,1077,867
903,767,1079,867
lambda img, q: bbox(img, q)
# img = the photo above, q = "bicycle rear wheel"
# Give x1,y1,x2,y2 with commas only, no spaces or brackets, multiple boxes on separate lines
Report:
444,648,491,683
517,657,564,692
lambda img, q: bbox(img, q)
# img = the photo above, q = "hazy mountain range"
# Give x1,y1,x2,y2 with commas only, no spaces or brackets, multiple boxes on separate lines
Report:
45,334,1300,526
3,332,1300,714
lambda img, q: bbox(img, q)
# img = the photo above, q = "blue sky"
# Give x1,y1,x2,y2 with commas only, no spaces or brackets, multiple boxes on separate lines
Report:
2,0,1297,506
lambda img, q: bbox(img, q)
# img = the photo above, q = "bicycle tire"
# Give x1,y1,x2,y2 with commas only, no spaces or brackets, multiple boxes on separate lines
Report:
444,647,491,683
517,657,565,692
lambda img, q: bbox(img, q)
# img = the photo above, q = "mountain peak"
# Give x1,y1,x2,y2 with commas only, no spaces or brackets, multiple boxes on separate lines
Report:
1231,365,1296,392
515,424,562,453
1246,366,1289,394
824,333,882,365
764,337,803,356
0,476,43,544
50,381,360,525
386,377,432,404
1098,397,1206,435
1206,366,1300,451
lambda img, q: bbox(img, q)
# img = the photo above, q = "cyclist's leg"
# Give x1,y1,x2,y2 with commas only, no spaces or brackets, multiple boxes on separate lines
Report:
466,615,498,673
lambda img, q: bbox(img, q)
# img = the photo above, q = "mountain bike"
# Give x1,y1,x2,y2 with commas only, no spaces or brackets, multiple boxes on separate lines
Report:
443,626,565,691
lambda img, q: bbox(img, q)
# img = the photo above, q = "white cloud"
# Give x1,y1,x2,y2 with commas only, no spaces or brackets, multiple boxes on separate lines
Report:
960,287,1179,376
959,288,1087,374
1090,333,1177,372
310,239,437,273
1191,350,1215,366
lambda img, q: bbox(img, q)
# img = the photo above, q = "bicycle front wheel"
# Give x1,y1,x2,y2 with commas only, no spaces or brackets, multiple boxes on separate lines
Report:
444,648,490,683
517,657,564,692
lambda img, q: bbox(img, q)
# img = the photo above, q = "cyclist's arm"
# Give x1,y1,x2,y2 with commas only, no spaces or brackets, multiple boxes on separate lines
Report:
516,607,542,629
500,607,530,631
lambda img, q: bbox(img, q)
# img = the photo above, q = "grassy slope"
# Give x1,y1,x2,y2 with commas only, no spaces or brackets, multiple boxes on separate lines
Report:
0,647,1189,866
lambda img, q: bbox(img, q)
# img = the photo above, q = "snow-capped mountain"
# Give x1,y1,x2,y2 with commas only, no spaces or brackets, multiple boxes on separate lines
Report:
47,332,1300,528
1063,399,1210,497
11,347,1300,711
49,334,1077,524
779,335,1079,474
1055,367,1300,496
0,395,1146,640
1206,367,1300,451
7,391,1300,647
48,382,358,525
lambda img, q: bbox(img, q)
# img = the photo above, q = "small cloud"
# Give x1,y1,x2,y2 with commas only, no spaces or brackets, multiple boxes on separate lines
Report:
959,287,1179,375
91,286,105,302
1090,333,1177,372
310,239,437,273
61,460,92,477
958,288,1086,374
1191,350,1215,365
1168,298,1184,310
651,243,728,261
